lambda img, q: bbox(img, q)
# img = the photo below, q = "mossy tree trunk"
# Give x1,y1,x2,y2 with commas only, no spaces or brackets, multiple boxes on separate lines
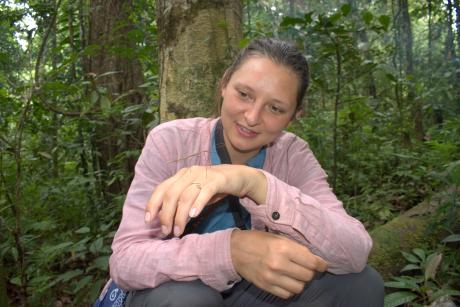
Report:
369,191,460,279
156,0,243,122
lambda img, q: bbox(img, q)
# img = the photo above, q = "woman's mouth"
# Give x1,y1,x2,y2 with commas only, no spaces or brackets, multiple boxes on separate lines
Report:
236,123,259,138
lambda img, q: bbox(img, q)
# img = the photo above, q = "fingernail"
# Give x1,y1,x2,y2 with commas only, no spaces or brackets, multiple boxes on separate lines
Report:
144,212,151,224
189,207,197,217
161,225,169,235
173,226,181,237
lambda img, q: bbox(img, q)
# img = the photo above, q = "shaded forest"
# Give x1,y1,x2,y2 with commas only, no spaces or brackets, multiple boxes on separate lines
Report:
0,0,459,306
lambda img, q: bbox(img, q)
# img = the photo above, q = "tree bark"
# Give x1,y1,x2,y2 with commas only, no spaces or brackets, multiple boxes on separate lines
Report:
455,0,460,53
87,0,147,194
445,0,456,60
156,0,243,122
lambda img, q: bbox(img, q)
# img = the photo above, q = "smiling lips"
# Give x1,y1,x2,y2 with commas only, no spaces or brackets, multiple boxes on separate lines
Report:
236,123,259,138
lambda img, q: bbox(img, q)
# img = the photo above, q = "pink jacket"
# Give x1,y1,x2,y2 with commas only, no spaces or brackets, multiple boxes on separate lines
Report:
109,117,372,291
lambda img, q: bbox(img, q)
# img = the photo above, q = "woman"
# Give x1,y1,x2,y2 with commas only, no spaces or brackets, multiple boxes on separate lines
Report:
109,38,384,306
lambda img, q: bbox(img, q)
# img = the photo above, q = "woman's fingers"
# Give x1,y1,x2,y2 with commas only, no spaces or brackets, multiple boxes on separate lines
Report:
289,245,328,273
267,285,294,300
145,165,242,235
188,183,219,218
145,168,188,224
280,261,317,284
270,274,306,297
172,183,202,236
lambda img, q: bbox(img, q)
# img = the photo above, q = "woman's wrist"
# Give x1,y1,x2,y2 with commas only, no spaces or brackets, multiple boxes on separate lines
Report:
241,166,267,204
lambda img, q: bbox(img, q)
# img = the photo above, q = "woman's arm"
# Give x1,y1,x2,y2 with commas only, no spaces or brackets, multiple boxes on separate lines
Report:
240,138,372,274
109,128,241,291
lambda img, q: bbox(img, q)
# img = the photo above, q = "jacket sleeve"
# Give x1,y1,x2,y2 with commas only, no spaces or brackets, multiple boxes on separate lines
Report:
109,129,240,291
240,138,372,274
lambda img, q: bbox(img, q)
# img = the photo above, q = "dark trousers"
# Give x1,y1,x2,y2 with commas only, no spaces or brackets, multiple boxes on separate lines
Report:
124,265,384,307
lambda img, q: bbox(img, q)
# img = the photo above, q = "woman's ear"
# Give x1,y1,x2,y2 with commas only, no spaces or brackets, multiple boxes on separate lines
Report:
293,108,303,121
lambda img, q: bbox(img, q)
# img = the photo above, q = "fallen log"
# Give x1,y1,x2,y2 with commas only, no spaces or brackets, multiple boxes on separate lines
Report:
368,189,460,280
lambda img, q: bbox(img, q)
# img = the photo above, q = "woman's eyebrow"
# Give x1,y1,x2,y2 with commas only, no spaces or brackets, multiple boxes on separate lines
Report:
233,82,253,91
233,82,290,106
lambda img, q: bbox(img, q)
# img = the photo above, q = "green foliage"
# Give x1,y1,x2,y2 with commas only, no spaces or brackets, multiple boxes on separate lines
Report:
384,236,460,306
0,0,459,305
0,0,158,305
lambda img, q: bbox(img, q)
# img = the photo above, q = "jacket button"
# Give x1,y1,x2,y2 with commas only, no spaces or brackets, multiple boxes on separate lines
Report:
272,211,280,220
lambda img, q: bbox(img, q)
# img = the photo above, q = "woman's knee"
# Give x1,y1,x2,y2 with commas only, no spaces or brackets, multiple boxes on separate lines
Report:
125,280,224,307
344,265,385,306
295,265,385,307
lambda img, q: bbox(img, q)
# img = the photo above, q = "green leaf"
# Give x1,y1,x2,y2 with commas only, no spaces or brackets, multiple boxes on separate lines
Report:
238,37,250,48
10,276,21,286
442,234,460,243
362,11,373,25
446,161,460,185
424,253,442,281
75,226,90,234
378,15,391,31
340,4,351,16
30,221,55,231
385,73,397,82
329,12,341,25
386,277,421,291
400,264,420,272
92,256,109,271
44,242,74,254
304,12,313,23
100,96,111,114
384,281,416,290
432,289,460,301
402,251,420,264
89,237,104,254
90,90,99,104
38,152,52,159
56,269,83,283
412,248,425,261
122,104,143,114
384,291,417,307
280,16,304,27
74,276,93,294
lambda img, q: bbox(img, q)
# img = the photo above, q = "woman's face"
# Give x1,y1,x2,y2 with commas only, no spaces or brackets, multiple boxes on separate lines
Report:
220,56,301,164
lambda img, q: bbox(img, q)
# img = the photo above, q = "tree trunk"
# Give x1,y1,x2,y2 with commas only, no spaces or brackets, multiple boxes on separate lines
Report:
348,0,377,98
445,0,456,60
400,0,424,142
392,0,410,146
455,0,460,53
87,0,147,195
156,0,243,122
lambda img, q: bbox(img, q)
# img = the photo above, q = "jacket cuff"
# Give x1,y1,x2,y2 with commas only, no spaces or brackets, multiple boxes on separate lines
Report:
198,228,242,291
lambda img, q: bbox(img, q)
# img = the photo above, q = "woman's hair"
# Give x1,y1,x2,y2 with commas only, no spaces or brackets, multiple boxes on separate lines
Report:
219,37,309,111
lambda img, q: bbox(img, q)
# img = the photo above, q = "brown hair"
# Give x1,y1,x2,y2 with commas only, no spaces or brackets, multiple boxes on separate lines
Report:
218,37,310,112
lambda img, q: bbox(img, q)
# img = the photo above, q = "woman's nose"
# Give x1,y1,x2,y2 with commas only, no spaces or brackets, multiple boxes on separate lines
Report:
244,103,262,127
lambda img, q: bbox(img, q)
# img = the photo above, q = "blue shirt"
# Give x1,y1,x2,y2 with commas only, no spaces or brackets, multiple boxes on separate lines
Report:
194,126,266,234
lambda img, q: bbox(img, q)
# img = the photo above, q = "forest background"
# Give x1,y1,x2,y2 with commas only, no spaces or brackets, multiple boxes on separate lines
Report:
0,0,459,306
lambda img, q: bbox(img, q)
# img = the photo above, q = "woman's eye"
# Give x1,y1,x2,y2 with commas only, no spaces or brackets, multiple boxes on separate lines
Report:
237,90,250,100
269,105,284,114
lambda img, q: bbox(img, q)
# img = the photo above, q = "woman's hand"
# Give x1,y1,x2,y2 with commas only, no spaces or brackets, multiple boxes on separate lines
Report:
144,165,267,237
230,230,328,299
